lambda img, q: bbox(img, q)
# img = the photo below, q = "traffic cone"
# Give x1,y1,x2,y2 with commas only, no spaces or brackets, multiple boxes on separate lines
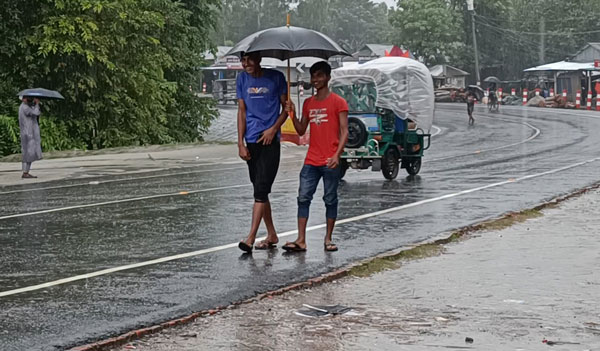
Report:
576,90,581,109
522,89,528,105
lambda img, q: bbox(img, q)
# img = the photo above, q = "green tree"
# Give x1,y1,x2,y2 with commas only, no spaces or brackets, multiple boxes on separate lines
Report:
465,0,600,79
213,0,290,45
294,0,393,53
389,0,465,65
0,0,220,149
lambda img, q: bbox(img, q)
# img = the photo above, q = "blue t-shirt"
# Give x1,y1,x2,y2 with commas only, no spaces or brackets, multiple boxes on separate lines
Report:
236,69,287,143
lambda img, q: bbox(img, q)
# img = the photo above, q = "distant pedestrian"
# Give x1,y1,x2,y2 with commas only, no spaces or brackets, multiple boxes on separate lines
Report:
466,90,476,125
236,52,288,253
18,97,42,179
283,61,349,252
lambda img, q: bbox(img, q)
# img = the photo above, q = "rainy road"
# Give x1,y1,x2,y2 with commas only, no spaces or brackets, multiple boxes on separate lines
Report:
2,103,600,350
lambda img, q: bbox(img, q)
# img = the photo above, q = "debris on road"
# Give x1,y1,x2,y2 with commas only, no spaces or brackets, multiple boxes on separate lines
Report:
295,304,353,318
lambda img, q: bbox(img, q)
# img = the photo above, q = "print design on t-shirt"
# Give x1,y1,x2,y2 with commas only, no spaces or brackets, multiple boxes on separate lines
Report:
248,87,270,98
309,108,328,125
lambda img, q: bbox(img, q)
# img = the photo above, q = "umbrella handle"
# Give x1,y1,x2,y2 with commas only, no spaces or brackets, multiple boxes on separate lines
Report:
285,13,295,120
287,58,294,119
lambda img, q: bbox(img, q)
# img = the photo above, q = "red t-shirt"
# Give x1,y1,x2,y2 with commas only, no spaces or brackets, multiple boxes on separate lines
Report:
302,92,349,166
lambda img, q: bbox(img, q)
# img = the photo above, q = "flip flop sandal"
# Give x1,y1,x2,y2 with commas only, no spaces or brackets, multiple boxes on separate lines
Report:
255,240,278,250
324,243,338,252
282,242,307,252
238,241,253,253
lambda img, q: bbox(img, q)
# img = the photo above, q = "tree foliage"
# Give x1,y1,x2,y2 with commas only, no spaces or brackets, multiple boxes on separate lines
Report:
0,0,220,150
294,0,393,53
212,0,393,54
387,0,600,79
389,0,465,65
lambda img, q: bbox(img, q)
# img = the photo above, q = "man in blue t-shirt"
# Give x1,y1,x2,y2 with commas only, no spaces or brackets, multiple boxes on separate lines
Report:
236,52,288,253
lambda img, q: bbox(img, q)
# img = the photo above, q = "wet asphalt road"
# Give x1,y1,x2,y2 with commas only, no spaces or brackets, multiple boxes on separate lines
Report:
2,104,600,350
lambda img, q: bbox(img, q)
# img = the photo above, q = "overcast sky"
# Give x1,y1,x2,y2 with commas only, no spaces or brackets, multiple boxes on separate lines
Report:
372,0,396,8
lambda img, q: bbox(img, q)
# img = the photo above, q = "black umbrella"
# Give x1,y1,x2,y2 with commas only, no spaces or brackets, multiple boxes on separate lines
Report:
17,88,64,100
467,85,485,100
483,76,502,84
225,26,349,61
226,15,350,118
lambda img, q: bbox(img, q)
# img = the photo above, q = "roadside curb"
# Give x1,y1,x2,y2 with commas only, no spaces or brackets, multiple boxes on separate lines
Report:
70,182,600,351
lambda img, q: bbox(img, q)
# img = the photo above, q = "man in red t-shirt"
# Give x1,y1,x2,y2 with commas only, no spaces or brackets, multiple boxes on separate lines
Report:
283,61,349,252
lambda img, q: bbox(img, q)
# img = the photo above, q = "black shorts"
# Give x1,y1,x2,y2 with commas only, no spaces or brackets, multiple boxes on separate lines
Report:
246,141,280,202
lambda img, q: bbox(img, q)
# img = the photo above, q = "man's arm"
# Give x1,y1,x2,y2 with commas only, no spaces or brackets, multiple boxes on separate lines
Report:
23,100,41,118
257,94,288,145
326,111,349,169
237,99,251,160
289,101,309,136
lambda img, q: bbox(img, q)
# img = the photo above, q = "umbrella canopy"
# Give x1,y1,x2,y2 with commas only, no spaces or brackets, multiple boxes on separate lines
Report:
225,25,350,60
483,76,502,84
17,88,64,100
467,85,484,100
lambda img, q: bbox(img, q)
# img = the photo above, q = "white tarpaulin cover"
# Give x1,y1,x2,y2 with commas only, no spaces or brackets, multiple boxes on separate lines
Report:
330,57,434,132
523,60,598,72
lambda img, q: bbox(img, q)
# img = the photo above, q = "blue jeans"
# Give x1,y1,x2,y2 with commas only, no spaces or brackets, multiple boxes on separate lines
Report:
297,164,340,219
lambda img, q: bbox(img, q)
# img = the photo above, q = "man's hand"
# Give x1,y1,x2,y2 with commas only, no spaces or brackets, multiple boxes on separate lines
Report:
257,127,277,145
326,155,340,169
238,144,251,161
285,100,296,116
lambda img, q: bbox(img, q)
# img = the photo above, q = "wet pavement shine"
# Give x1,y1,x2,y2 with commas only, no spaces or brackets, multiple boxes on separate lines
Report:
1,104,600,350
127,187,600,351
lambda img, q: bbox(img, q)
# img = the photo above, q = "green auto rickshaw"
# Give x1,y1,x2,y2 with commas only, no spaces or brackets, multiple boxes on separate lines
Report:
330,57,434,180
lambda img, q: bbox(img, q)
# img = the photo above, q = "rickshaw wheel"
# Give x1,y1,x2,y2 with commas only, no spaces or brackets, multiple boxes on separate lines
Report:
381,148,399,180
406,158,422,175
346,117,367,148
339,159,349,179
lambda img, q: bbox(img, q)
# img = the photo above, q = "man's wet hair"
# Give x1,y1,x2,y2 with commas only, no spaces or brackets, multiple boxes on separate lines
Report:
241,51,261,60
310,61,331,76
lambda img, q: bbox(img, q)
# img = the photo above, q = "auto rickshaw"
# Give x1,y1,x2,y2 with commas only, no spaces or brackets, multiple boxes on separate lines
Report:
330,57,434,180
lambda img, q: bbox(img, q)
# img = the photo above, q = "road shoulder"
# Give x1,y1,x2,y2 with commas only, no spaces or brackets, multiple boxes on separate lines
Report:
91,185,600,351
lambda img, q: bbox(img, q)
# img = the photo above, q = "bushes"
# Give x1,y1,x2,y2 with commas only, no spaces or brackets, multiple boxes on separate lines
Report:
0,115,86,157
39,118,87,152
0,115,20,156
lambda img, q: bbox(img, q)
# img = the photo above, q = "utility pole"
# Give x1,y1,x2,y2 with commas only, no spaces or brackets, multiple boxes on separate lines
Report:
539,17,545,64
467,0,480,85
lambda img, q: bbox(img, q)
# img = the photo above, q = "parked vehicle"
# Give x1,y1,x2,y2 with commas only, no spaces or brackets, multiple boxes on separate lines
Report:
212,79,238,105
330,57,434,180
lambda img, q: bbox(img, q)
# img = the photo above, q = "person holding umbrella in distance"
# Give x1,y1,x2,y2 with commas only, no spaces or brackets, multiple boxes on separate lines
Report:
16,88,64,179
18,96,42,179
236,52,288,252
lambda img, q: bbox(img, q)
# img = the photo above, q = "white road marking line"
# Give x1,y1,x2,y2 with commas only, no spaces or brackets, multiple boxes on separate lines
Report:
2,156,599,298
430,125,443,137
0,158,302,196
0,179,297,221
427,119,540,162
